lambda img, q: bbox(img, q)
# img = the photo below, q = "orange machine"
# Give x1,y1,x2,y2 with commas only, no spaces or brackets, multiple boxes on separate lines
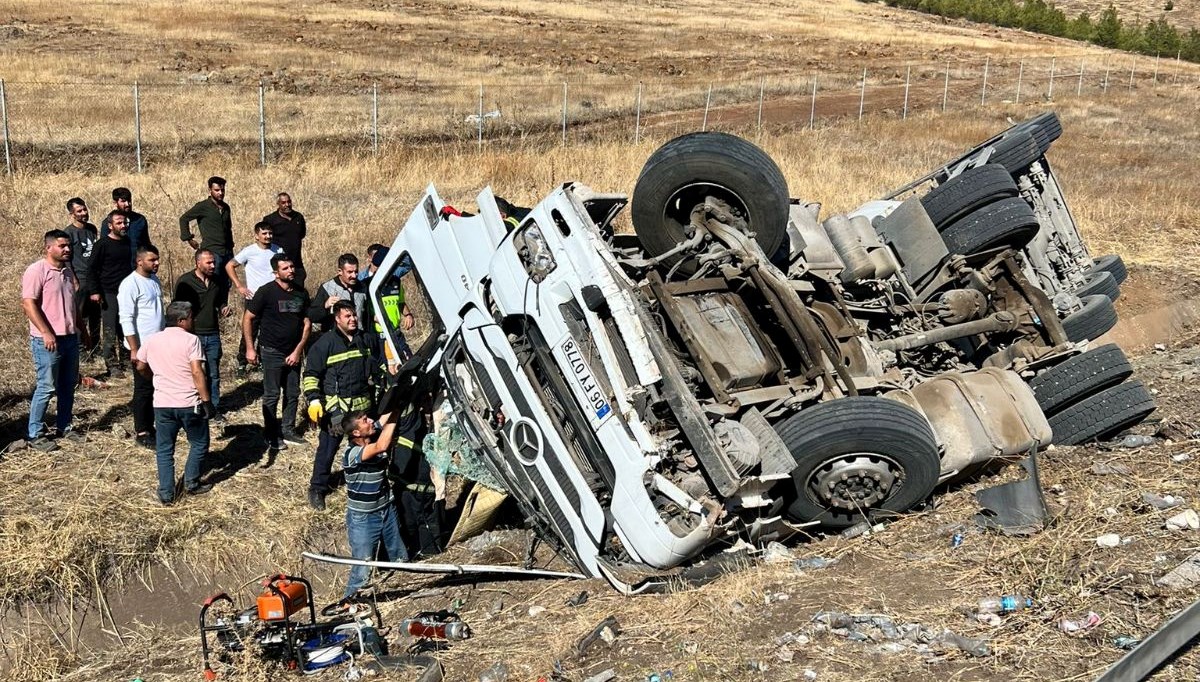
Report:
257,575,310,621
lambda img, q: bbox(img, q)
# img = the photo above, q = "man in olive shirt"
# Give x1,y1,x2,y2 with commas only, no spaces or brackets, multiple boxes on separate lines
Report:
173,249,230,418
262,192,308,289
179,176,235,288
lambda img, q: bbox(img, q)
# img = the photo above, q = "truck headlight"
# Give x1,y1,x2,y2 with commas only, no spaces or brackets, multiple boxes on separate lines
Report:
515,222,556,283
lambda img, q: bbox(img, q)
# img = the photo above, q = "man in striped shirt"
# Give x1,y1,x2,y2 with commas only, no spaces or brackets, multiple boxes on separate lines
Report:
339,409,410,598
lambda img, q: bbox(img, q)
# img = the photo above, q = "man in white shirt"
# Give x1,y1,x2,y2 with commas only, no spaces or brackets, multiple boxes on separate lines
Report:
228,221,284,376
119,245,165,449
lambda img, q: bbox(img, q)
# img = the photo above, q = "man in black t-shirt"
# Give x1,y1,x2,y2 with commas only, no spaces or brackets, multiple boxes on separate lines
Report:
243,253,311,450
262,192,307,290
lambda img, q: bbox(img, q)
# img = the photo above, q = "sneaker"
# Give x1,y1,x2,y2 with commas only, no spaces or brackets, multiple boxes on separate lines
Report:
136,433,156,450
270,438,287,451
282,430,307,446
236,364,249,379
307,488,327,510
56,429,86,444
186,482,214,496
27,436,59,453
107,366,126,379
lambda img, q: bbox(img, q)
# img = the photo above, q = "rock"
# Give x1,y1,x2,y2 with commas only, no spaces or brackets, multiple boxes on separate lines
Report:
527,605,546,617
582,670,615,682
479,662,510,682
1156,552,1200,589
1091,462,1132,475
1172,453,1193,462
1096,533,1122,548
1114,434,1156,449
1165,509,1200,531
1142,492,1185,510
793,557,838,571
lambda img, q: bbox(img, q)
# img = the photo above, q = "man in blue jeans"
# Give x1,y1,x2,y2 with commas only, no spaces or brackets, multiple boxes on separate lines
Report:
339,408,410,597
173,249,230,421
21,230,85,452
136,301,217,505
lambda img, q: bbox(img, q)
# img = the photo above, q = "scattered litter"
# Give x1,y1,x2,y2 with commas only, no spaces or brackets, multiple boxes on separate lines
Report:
765,592,790,604
1104,507,1119,517
574,616,620,658
1142,492,1185,510
841,522,871,539
776,647,794,662
488,599,504,616
646,673,675,682
762,541,794,563
730,599,746,613
775,632,810,647
1172,453,1193,463
1156,552,1200,590
951,532,965,548
974,451,1050,536
479,662,510,682
566,591,589,607
793,556,838,572
745,660,769,672
1154,343,1168,352
803,671,818,681
528,606,547,617
81,376,108,389
977,595,1032,615
1091,462,1133,475
1059,612,1102,635
1113,636,1141,650
938,630,991,657
1114,434,1156,449
1096,533,1123,548
582,670,615,682
1165,509,1200,531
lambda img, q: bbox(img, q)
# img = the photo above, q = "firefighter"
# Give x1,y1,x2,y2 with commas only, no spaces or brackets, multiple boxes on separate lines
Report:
364,247,414,371
303,299,384,510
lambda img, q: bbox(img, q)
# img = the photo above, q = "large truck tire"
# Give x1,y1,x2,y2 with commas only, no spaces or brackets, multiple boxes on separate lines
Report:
1048,380,1157,445
1089,254,1128,286
920,164,1019,230
940,196,1040,256
1061,295,1118,343
632,132,789,273
1074,270,1121,302
1029,344,1133,416
775,397,941,529
988,130,1042,174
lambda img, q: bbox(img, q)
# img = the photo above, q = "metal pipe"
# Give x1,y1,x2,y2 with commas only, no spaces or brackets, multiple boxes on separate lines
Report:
756,77,765,136
1016,61,1024,104
858,68,866,122
702,83,712,131
902,66,910,119
634,82,642,144
258,80,266,167
876,312,1019,352
809,77,817,130
372,83,379,156
477,83,483,151
561,82,567,146
1048,57,1056,99
942,62,950,112
980,57,989,105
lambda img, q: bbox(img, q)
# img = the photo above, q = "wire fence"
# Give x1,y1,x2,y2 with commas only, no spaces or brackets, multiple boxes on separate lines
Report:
1,53,1197,174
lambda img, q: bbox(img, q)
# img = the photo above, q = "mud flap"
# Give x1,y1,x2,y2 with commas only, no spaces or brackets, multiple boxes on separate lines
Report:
973,449,1050,536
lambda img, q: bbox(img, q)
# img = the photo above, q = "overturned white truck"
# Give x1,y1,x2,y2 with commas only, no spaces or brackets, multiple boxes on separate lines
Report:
370,117,1153,591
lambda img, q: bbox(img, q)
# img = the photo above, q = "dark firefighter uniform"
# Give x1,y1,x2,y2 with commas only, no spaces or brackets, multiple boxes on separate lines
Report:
303,325,384,507
389,397,445,557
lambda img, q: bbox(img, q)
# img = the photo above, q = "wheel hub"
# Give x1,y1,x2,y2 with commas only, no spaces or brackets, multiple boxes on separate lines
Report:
809,454,902,510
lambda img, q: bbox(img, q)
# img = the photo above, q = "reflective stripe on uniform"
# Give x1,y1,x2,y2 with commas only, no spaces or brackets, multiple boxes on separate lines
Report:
324,394,372,412
301,376,320,392
327,349,368,365
396,436,414,449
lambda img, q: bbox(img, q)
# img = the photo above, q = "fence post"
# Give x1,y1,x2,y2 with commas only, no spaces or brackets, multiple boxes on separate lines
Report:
1077,60,1085,96
858,68,866,122
634,82,642,144
809,77,817,130
980,57,989,105
1048,57,1056,99
756,77,765,138
942,62,950,113
258,80,266,167
1104,66,1110,94
1129,62,1136,90
372,84,379,156
902,66,910,120
477,84,484,152
561,82,567,146
702,83,712,131
1153,53,1160,83
0,79,10,176
133,81,143,173
1016,61,1024,104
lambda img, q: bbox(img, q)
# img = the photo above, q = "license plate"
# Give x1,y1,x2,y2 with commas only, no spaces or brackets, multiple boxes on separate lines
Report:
560,337,612,427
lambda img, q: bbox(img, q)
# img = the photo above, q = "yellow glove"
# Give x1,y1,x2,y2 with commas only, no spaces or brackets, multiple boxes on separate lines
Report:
307,401,324,423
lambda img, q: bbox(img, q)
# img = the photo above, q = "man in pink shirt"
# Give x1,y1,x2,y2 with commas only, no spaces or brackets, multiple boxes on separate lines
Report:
21,229,85,452
136,301,217,505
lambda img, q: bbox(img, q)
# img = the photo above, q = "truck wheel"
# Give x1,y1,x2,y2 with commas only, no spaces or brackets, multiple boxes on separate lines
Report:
632,132,789,271
940,196,1040,256
920,164,1019,230
1024,112,1063,154
1048,380,1156,445
988,130,1042,174
775,397,941,529
1089,254,1128,286
1061,295,1118,343
1029,344,1133,416
1074,270,1121,302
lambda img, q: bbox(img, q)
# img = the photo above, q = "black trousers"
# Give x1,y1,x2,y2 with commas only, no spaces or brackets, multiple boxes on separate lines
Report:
310,424,342,492
261,346,300,440
131,369,155,435
75,291,101,354
101,292,125,370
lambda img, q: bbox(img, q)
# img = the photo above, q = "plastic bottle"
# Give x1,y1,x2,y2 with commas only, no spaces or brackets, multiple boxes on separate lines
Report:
976,596,1033,614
